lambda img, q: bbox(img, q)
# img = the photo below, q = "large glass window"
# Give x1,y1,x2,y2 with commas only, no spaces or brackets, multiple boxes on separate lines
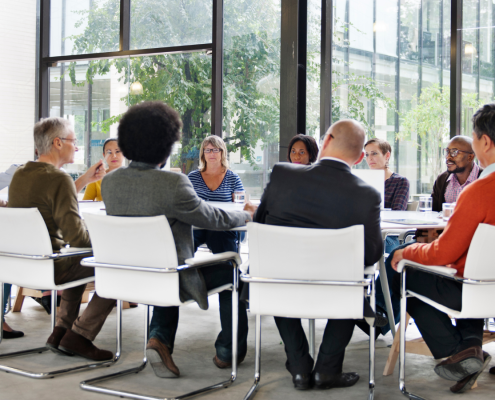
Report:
50,0,120,57
461,0,495,136
130,0,212,49
49,53,211,177
223,0,281,199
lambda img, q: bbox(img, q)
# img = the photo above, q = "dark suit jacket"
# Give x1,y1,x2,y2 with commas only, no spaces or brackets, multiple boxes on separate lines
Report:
254,159,383,267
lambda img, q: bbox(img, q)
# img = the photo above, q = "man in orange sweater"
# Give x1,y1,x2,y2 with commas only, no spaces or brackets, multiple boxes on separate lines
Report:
392,103,495,393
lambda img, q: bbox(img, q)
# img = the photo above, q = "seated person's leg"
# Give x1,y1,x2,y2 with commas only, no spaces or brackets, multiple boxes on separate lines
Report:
146,305,181,378
2,283,23,338
392,270,484,381
374,241,415,335
313,319,358,389
2,283,11,315
274,315,314,387
384,235,400,255
200,263,248,367
47,258,116,360
205,230,239,254
193,229,207,251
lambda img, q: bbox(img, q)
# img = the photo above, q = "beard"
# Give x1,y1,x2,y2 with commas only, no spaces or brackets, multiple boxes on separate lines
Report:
447,164,466,174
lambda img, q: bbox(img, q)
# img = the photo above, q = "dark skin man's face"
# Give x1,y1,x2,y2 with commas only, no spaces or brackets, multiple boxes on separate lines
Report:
445,140,475,174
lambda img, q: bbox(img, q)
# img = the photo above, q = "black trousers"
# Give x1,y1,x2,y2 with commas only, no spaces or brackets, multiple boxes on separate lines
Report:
274,317,355,376
392,269,483,359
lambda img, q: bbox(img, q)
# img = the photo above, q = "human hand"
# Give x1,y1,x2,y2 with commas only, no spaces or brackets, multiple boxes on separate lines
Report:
243,201,258,220
85,160,106,183
391,249,405,271
0,199,7,207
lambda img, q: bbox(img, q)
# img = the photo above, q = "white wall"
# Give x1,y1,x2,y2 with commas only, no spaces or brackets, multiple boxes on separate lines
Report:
0,0,37,174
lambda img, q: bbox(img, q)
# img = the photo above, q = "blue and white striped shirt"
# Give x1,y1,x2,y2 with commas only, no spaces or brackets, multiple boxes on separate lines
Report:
188,169,244,202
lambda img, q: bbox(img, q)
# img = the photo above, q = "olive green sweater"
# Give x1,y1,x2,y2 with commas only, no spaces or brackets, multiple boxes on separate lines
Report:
8,162,90,254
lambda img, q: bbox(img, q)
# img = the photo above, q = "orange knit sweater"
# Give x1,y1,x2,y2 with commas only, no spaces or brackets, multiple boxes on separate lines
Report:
403,171,495,277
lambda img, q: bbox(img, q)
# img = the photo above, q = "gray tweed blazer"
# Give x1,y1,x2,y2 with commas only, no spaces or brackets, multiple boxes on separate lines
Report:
101,161,250,309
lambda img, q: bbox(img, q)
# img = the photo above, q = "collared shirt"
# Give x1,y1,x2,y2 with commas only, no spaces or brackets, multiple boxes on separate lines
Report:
385,172,410,210
319,156,350,169
479,162,495,179
444,163,480,203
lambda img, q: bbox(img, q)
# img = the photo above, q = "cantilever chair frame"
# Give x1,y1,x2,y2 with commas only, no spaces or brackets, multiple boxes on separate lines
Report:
0,249,122,379
79,253,242,400
241,267,377,400
398,261,495,400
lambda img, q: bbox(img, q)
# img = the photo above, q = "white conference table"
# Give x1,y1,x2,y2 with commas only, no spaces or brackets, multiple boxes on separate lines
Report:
79,201,449,336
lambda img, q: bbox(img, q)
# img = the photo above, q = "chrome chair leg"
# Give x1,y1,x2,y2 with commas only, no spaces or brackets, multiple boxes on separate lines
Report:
81,263,240,400
0,297,121,379
379,255,396,337
398,270,425,400
309,319,315,360
244,314,261,400
368,276,375,400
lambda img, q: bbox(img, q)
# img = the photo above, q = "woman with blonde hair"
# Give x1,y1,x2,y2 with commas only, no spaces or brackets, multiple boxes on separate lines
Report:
188,135,245,255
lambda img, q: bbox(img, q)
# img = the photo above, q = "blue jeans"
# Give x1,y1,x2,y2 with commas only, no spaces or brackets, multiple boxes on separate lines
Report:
375,240,414,335
193,229,244,254
149,263,248,362
2,283,11,322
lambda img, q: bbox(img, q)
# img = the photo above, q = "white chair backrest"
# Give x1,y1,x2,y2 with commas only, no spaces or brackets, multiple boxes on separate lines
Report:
0,207,56,289
83,213,178,269
461,223,495,318
0,207,53,255
83,213,182,306
248,222,366,320
352,169,385,209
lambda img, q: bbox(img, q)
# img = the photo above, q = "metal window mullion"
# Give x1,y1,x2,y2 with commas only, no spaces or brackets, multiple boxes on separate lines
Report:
211,0,224,137
38,0,50,121
395,0,400,173
450,0,462,138
120,0,131,51
320,0,332,136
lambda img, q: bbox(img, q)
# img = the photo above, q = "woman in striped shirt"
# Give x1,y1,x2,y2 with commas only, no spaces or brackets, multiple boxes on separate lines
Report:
188,136,245,253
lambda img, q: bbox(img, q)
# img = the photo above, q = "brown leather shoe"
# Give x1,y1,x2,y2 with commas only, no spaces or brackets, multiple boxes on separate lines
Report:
58,329,113,361
212,354,246,369
146,337,180,378
46,326,73,356
450,351,491,393
434,346,484,381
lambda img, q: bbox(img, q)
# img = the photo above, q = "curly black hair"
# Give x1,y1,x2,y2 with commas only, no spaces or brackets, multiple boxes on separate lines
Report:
286,134,319,164
472,103,495,145
117,101,182,164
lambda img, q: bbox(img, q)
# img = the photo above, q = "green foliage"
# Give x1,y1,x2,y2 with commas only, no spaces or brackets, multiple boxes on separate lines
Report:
398,84,484,181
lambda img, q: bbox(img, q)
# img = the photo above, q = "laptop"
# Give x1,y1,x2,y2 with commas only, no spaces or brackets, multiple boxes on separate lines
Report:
351,169,385,209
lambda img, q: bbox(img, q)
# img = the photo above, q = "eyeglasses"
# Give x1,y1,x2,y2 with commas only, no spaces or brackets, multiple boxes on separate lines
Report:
443,148,473,157
204,148,221,153
59,137,78,146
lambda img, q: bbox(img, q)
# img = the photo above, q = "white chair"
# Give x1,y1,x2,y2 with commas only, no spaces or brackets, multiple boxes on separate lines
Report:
0,207,120,378
398,223,495,399
79,213,243,400
240,222,377,400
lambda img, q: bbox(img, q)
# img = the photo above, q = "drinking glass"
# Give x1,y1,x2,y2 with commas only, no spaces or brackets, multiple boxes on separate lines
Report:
419,196,432,213
234,190,246,204
442,203,455,221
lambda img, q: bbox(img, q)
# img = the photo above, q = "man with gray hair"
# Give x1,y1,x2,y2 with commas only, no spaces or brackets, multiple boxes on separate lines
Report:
8,117,116,361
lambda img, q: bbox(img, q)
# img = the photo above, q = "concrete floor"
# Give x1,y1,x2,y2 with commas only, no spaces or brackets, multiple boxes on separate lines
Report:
1,296,494,400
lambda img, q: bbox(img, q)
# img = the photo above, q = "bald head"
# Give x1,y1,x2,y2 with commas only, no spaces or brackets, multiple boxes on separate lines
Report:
320,120,366,165
449,135,473,152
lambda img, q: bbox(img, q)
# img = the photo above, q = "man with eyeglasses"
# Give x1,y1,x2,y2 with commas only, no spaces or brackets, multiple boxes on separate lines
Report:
432,136,482,212
8,117,116,361
391,103,495,393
